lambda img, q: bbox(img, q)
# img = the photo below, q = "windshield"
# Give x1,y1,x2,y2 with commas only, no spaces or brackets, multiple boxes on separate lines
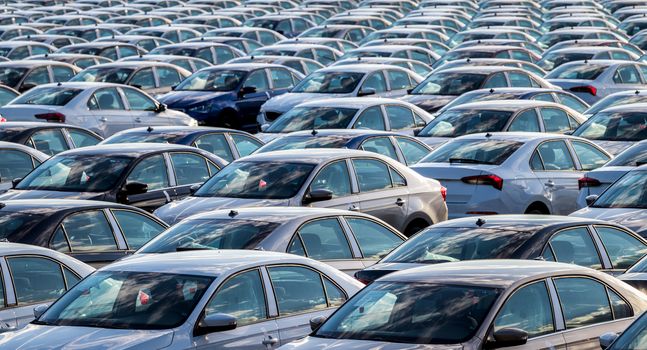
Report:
419,109,513,137
546,63,608,80
573,112,647,141
592,170,646,209
176,69,246,91
36,271,212,330
315,281,500,344
292,71,363,93
139,219,280,253
421,139,522,165
245,18,280,30
412,72,486,96
71,67,134,84
0,67,28,86
12,87,82,106
301,27,343,38
538,52,593,70
103,133,182,144
0,212,44,239
607,143,647,166
258,136,349,153
266,107,358,133
16,155,132,192
586,95,647,115
195,161,315,199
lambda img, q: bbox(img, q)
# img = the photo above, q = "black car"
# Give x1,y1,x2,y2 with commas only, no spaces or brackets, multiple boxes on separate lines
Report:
0,122,103,156
0,143,228,211
0,199,168,266
101,126,264,162
355,215,647,283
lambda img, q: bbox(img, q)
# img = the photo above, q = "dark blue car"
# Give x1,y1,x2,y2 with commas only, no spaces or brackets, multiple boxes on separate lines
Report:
158,63,304,131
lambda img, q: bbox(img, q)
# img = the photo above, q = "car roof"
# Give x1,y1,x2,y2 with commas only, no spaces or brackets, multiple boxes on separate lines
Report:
282,129,403,138
599,102,647,113
113,126,251,136
447,99,567,111
0,122,85,130
0,199,141,212
318,63,403,73
239,148,384,163
81,61,181,69
429,214,609,231
550,46,629,54
434,65,519,73
457,131,574,142
58,143,203,156
0,60,65,68
183,206,365,223
201,62,289,71
295,96,406,108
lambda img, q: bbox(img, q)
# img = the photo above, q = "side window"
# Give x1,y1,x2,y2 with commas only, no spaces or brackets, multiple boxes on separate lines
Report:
243,70,269,92
231,134,262,157
7,257,66,304
361,137,398,160
395,137,430,165
410,50,433,64
346,217,403,259
205,269,267,326
482,72,507,88
557,94,588,113
62,210,118,251
389,167,406,187
532,93,556,103
554,277,612,329
347,29,362,42
23,67,50,86
52,66,75,82
0,150,36,184
608,288,633,319
214,47,236,64
156,67,182,87
511,50,531,61
119,46,138,58
31,46,51,56
388,70,414,90
545,227,602,269
123,88,157,111
595,226,647,270
101,47,118,61
613,65,641,84
352,159,391,192
530,151,543,171
7,46,29,60
31,129,68,156
68,129,101,148
508,72,534,87
170,153,211,185
310,160,352,198
275,20,292,35
540,107,571,133
571,141,610,171
494,281,555,338
269,68,295,89
126,154,170,190
353,106,385,130
508,109,540,132
612,52,631,60
385,105,415,130
194,134,234,162
361,72,387,93
130,68,156,89
536,141,575,171
294,218,352,259
267,266,328,316
112,209,166,250
92,88,125,110
323,277,347,307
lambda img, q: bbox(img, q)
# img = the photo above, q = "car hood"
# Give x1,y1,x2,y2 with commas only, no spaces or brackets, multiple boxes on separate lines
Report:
0,190,105,201
0,324,174,350
399,95,455,113
589,140,633,156
570,207,647,237
158,90,233,107
154,196,291,224
262,92,347,114
281,336,463,350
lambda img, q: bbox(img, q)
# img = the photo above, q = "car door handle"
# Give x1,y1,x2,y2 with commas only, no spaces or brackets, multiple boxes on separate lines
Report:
395,198,406,206
262,336,278,347
134,117,142,123
98,117,107,122
348,205,360,212
545,180,555,187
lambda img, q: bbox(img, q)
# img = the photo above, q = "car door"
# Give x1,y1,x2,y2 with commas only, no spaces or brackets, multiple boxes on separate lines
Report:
538,107,574,134
237,69,271,127
342,216,404,268
121,87,166,127
608,64,645,96
359,136,399,162
169,152,220,200
541,227,605,271
122,153,174,211
592,225,647,275
193,268,280,350
359,71,389,97
109,208,167,251
88,87,134,137
306,159,360,212
530,140,581,215
29,129,69,156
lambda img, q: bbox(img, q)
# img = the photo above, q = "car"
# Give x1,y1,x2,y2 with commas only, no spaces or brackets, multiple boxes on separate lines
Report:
357,215,647,283
260,64,423,119
0,60,80,93
544,39,644,57
154,148,448,234
435,45,541,69
277,37,358,52
332,56,433,77
341,45,440,66
94,34,174,52
540,16,618,32
0,143,227,211
126,25,202,43
0,199,168,265
12,34,88,49
571,165,647,238
538,46,640,71
584,89,647,118
102,126,263,162
434,57,547,76
0,25,42,41
257,129,432,165
36,14,102,27
598,310,647,349
227,55,324,75
203,26,287,45
0,250,363,349
285,260,647,350
149,42,245,64
172,14,242,28
362,38,449,55
447,27,537,47
244,15,316,38
0,243,93,332
0,82,197,138
70,61,191,95
186,36,263,54
159,63,303,131
250,43,342,66
412,132,612,219
359,27,450,46
298,24,374,43
57,42,148,61
537,27,629,49
46,25,121,41
416,100,587,149
0,141,48,192
324,14,392,30
119,54,212,73
108,14,173,27
0,122,102,156
26,53,113,69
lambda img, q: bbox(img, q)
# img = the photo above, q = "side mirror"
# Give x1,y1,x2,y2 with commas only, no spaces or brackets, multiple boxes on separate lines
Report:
309,315,326,332
599,332,619,350
171,85,177,91
484,328,528,349
33,304,48,319
260,123,270,132
413,128,422,136
19,83,36,93
303,189,333,204
155,103,167,113
406,88,414,94
123,181,148,195
357,88,376,97
585,194,599,206
238,86,256,97
194,313,237,336
189,184,200,195
11,178,22,189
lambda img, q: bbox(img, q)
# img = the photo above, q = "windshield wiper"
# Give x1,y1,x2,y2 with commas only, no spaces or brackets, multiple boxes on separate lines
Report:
31,320,55,326
449,158,495,165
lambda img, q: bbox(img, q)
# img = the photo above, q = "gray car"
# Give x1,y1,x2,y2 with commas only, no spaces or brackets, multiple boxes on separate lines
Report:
154,149,448,235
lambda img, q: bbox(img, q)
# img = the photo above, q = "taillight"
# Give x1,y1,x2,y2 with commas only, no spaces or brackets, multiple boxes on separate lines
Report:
35,112,65,122
461,174,503,190
353,272,369,285
0,116,5,122
440,186,447,201
578,177,601,190
569,85,597,96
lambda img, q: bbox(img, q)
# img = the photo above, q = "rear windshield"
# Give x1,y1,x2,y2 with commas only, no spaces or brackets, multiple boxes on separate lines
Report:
573,112,647,142
586,94,647,116
421,139,522,165
607,142,647,166
412,72,487,96
0,212,44,239
419,109,514,137
546,63,608,80
12,87,82,106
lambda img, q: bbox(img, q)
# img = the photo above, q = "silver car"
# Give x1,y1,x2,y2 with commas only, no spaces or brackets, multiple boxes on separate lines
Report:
0,141,48,192
0,250,362,350
583,89,647,118
154,149,448,235
0,243,93,332
281,260,647,350
0,82,197,138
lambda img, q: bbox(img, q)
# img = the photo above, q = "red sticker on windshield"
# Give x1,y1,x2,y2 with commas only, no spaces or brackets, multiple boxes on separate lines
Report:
259,179,267,189
138,290,150,305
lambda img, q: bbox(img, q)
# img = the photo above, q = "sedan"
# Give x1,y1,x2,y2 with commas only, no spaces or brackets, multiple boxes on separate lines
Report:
148,42,245,65
283,260,647,350
0,250,363,349
0,143,227,211
538,47,639,71
0,122,102,156
412,132,612,218
26,53,113,69
154,149,448,235
57,42,147,61
584,89,647,118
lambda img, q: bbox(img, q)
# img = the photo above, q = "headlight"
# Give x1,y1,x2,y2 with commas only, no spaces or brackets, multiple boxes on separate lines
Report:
188,103,211,113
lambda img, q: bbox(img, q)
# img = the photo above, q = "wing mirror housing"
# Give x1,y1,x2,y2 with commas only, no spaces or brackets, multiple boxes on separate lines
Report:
260,123,270,132
194,313,237,336
357,88,376,97
484,328,528,349
309,315,327,332
238,86,256,97
413,128,422,136
303,189,333,204
155,103,167,113
33,304,49,319
585,194,599,206
124,181,148,195
189,184,201,195
599,332,619,350
11,178,22,189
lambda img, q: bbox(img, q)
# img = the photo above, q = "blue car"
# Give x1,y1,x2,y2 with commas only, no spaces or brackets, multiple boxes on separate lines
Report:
158,63,304,131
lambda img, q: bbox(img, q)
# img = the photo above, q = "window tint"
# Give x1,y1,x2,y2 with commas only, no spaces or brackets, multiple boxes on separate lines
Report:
494,281,554,337
390,167,406,187
546,227,602,269
411,50,433,64
51,227,69,252
62,210,118,252
540,108,571,133
323,277,346,307
396,137,429,165
205,269,266,326
157,67,181,87
596,226,647,270
508,72,534,87
170,153,211,185
8,257,66,304
310,160,351,198
388,70,413,90
23,67,50,86
231,134,262,157
0,149,35,181
483,72,507,88
353,159,391,192
558,94,588,113
362,72,387,93
68,129,100,148
31,129,68,156
361,137,397,161
608,288,632,319
508,109,540,132
127,154,169,190
91,88,125,110
270,68,295,89
295,218,352,259
385,105,415,130
52,66,75,82
63,267,80,288
353,106,385,130
346,217,403,259
267,266,327,316
536,141,575,171
130,68,155,89
614,65,641,84
533,93,556,102
243,70,269,92
112,210,166,250
194,133,233,162
124,88,157,111
571,141,609,171
554,277,612,329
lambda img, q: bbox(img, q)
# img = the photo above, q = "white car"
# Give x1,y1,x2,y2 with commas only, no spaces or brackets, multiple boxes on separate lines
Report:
0,82,197,138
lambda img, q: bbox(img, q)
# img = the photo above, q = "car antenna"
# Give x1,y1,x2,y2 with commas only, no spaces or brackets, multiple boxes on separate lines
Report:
489,88,495,93
485,132,492,137
147,126,154,132
228,209,238,217
57,81,62,86
311,128,318,135
476,218,486,226
0,203,5,209
637,90,641,94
